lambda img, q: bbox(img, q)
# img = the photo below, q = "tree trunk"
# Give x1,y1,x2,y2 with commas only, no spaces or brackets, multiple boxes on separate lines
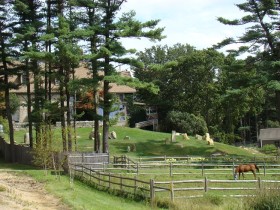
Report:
66,72,72,152
94,91,100,152
88,6,101,153
103,80,110,153
1,39,15,162
59,66,67,151
26,59,33,148
276,91,280,123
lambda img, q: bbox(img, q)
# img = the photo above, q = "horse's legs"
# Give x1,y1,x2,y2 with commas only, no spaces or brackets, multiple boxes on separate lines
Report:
242,172,245,180
239,172,241,180
252,170,256,179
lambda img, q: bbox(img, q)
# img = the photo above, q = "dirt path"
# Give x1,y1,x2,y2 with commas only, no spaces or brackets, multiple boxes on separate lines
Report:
0,170,71,210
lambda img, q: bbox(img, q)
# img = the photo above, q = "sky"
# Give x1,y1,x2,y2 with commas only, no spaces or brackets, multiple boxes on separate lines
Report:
119,0,247,53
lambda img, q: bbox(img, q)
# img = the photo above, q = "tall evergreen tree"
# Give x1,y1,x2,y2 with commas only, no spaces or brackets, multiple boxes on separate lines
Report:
54,0,81,152
216,0,280,125
0,0,17,161
69,0,103,152
12,0,45,148
98,0,164,153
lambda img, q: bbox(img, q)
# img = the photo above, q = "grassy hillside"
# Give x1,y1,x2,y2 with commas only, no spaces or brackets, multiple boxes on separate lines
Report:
12,126,263,158
2,127,271,210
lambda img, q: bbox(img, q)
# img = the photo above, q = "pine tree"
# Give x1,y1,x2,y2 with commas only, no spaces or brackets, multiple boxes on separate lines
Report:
69,0,104,152
12,0,45,148
0,0,17,161
98,0,164,153
54,0,81,152
216,0,280,124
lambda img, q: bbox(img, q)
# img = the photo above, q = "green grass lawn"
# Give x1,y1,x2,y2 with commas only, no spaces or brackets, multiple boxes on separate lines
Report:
11,126,266,159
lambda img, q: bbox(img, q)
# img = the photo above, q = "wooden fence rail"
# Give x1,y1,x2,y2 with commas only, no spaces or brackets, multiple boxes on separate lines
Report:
71,164,151,198
90,161,280,178
70,163,280,205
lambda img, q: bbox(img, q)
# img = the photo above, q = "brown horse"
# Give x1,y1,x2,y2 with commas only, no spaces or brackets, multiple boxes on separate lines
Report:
234,164,259,180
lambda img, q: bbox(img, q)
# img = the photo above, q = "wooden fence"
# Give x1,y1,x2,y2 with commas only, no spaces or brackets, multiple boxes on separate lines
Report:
68,152,109,169
79,161,280,177
69,164,280,204
102,156,280,177
0,137,33,164
0,137,109,168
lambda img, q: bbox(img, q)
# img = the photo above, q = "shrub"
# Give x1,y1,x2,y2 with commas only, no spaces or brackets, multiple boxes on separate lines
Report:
261,144,277,154
266,120,280,128
213,132,239,144
128,108,147,128
165,111,208,135
245,189,280,210
0,116,9,135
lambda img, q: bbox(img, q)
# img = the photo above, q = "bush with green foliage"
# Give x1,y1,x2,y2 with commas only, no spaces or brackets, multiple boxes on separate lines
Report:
9,93,20,114
213,132,239,144
0,116,9,135
164,111,208,135
245,189,280,210
261,144,277,154
266,120,280,128
128,108,147,128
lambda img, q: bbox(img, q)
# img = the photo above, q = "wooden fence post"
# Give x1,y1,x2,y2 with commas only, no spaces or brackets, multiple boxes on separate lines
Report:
202,163,204,176
90,168,91,181
109,173,111,189
125,155,128,168
232,162,235,177
150,179,155,207
263,162,266,176
170,181,174,202
258,177,261,189
82,163,84,177
134,175,137,195
204,177,208,192
137,163,139,175
120,175,123,191
169,162,173,177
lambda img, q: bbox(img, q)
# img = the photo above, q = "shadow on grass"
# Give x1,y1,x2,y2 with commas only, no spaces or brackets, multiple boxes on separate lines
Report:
0,157,36,170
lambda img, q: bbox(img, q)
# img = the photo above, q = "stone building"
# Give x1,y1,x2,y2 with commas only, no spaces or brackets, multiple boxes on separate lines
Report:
9,64,135,126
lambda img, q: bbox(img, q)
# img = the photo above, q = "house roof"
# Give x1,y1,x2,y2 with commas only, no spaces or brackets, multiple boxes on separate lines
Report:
9,64,136,94
259,128,280,141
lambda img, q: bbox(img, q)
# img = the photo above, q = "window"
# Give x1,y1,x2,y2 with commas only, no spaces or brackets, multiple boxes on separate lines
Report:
21,72,27,85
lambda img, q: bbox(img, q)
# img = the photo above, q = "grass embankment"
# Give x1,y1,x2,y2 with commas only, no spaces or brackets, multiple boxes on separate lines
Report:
12,126,263,158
